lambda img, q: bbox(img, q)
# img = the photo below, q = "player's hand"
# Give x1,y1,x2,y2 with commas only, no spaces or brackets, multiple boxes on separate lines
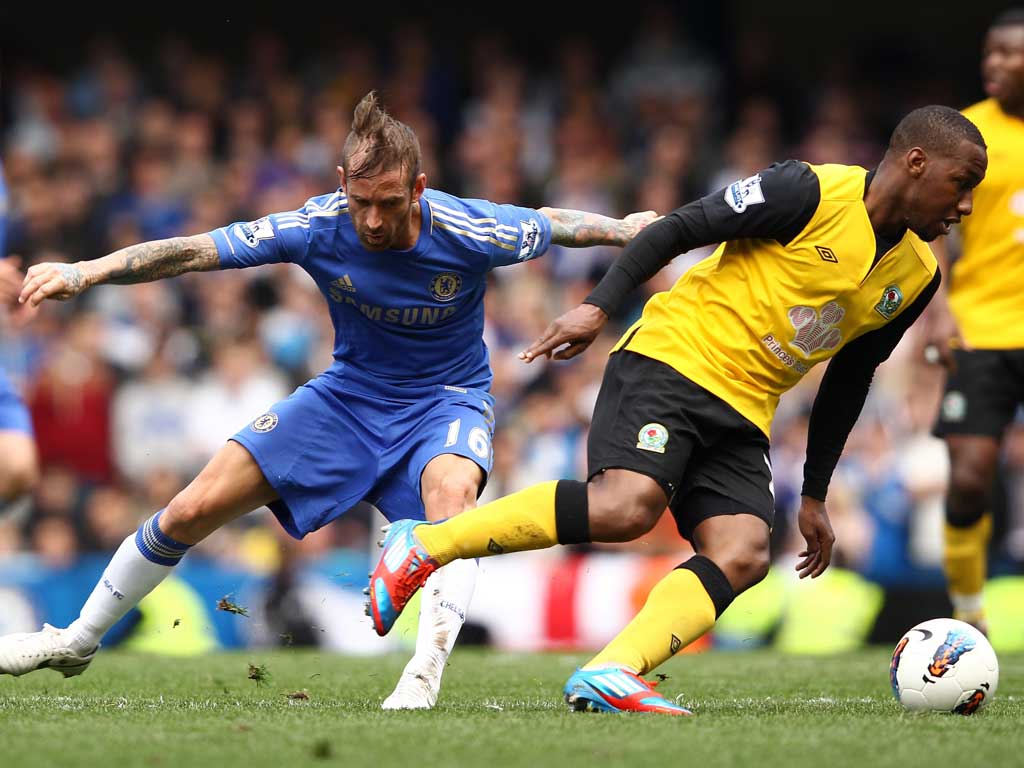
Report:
621,210,660,242
519,303,608,363
795,496,835,579
0,257,25,305
19,261,91,306
922,299,968,371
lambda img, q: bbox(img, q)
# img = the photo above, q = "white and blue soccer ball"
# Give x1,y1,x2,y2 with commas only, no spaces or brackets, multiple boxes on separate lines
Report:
890,618,999,715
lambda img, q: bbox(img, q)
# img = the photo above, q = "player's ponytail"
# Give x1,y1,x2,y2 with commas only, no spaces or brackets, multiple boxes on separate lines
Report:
351,91,387,137
342,91,422,189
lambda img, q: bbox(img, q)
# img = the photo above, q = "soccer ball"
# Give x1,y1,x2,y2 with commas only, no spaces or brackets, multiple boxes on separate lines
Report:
889,618,999,715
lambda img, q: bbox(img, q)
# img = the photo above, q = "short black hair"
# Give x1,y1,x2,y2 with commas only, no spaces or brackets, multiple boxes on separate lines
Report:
991,7,1024,28
888,105,986,156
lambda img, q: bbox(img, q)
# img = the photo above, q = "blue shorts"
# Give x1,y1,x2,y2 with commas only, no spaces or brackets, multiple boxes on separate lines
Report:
230,374,496,539
0,372,32,435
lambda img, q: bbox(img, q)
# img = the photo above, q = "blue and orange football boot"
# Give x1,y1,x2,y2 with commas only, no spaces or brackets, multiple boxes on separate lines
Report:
563,667,693,715
368,520,439,636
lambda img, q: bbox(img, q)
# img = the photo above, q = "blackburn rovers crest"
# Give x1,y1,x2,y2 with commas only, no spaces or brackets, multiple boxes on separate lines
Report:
942,391,967,422
874,285,903,319
637,423,669,454
430,272,462,302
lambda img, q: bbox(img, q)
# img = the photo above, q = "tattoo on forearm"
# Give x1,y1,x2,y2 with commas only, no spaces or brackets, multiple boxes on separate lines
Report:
56,263,85,293
544,209,633,247
101,235,220,285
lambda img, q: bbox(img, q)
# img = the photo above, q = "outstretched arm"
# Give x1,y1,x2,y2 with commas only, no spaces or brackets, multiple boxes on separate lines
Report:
538,208,658,248
521,162,822,363
20,234,219,306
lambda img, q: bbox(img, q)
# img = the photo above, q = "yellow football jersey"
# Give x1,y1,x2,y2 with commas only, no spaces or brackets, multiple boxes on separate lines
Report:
615,163,937,437
948,99,1024,348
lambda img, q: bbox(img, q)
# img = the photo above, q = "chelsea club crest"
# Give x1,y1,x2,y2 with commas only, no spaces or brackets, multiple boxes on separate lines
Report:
430,272,462,302
251,413,279,433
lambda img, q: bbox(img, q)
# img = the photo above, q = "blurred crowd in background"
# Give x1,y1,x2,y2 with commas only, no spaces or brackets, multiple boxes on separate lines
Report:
2,5,1022,651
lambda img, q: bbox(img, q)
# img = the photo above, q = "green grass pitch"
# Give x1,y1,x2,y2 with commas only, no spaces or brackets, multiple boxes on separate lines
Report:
0,649,1019,768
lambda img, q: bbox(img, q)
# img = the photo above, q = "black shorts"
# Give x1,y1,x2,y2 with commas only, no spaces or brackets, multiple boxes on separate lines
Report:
587,350,774,541
933,348,1024,439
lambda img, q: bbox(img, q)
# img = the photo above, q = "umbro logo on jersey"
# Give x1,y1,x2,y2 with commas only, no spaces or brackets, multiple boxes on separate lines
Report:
788,301,845,357
670,634,682,654
815,245,838,263
487,538,505,555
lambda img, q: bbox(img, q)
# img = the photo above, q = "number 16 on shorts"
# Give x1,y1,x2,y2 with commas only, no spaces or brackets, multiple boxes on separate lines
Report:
445,418,491,461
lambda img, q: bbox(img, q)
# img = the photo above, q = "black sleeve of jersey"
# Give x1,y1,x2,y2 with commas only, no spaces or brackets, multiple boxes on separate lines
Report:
801,269,941,501
585,160,821,315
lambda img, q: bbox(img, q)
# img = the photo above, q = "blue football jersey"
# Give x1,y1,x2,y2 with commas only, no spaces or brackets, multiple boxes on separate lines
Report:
208,189,552,392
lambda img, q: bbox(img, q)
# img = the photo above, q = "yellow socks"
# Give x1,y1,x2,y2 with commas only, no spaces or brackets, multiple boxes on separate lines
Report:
416,480,561,565
944,514,991,622
585,557,734,675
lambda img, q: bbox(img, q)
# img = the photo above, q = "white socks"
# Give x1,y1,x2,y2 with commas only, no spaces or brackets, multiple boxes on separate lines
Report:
404,557,478,678
61,511,477,670
66,512,189,654
951,592,985,621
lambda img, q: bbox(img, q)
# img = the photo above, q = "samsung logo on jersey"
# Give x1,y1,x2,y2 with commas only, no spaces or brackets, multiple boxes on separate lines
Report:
331,293,459,326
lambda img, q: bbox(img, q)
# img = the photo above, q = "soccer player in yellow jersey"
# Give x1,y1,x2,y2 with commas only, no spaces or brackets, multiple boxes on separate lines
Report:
368,106,987,714
928,9,1024,633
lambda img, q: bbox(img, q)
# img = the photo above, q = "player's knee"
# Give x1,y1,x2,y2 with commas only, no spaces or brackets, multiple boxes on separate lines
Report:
949,462,992,499
946,492,988,527
588,484,663,542
947,465,992,526
618,502,662,540
735,546,771,592
425,475,478,520
162,492,215,541
713,539,770,593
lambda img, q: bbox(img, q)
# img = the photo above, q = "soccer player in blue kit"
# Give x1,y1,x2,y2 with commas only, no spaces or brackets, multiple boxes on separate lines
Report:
0,165,40,522
0,92,656,708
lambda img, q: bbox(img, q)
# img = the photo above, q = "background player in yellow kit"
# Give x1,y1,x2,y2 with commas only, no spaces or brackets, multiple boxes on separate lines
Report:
927,8,1024,634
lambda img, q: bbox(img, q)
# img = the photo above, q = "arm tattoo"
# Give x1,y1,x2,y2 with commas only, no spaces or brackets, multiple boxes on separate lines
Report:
56,263,85,293
541,208,634,248
94,235,220,285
